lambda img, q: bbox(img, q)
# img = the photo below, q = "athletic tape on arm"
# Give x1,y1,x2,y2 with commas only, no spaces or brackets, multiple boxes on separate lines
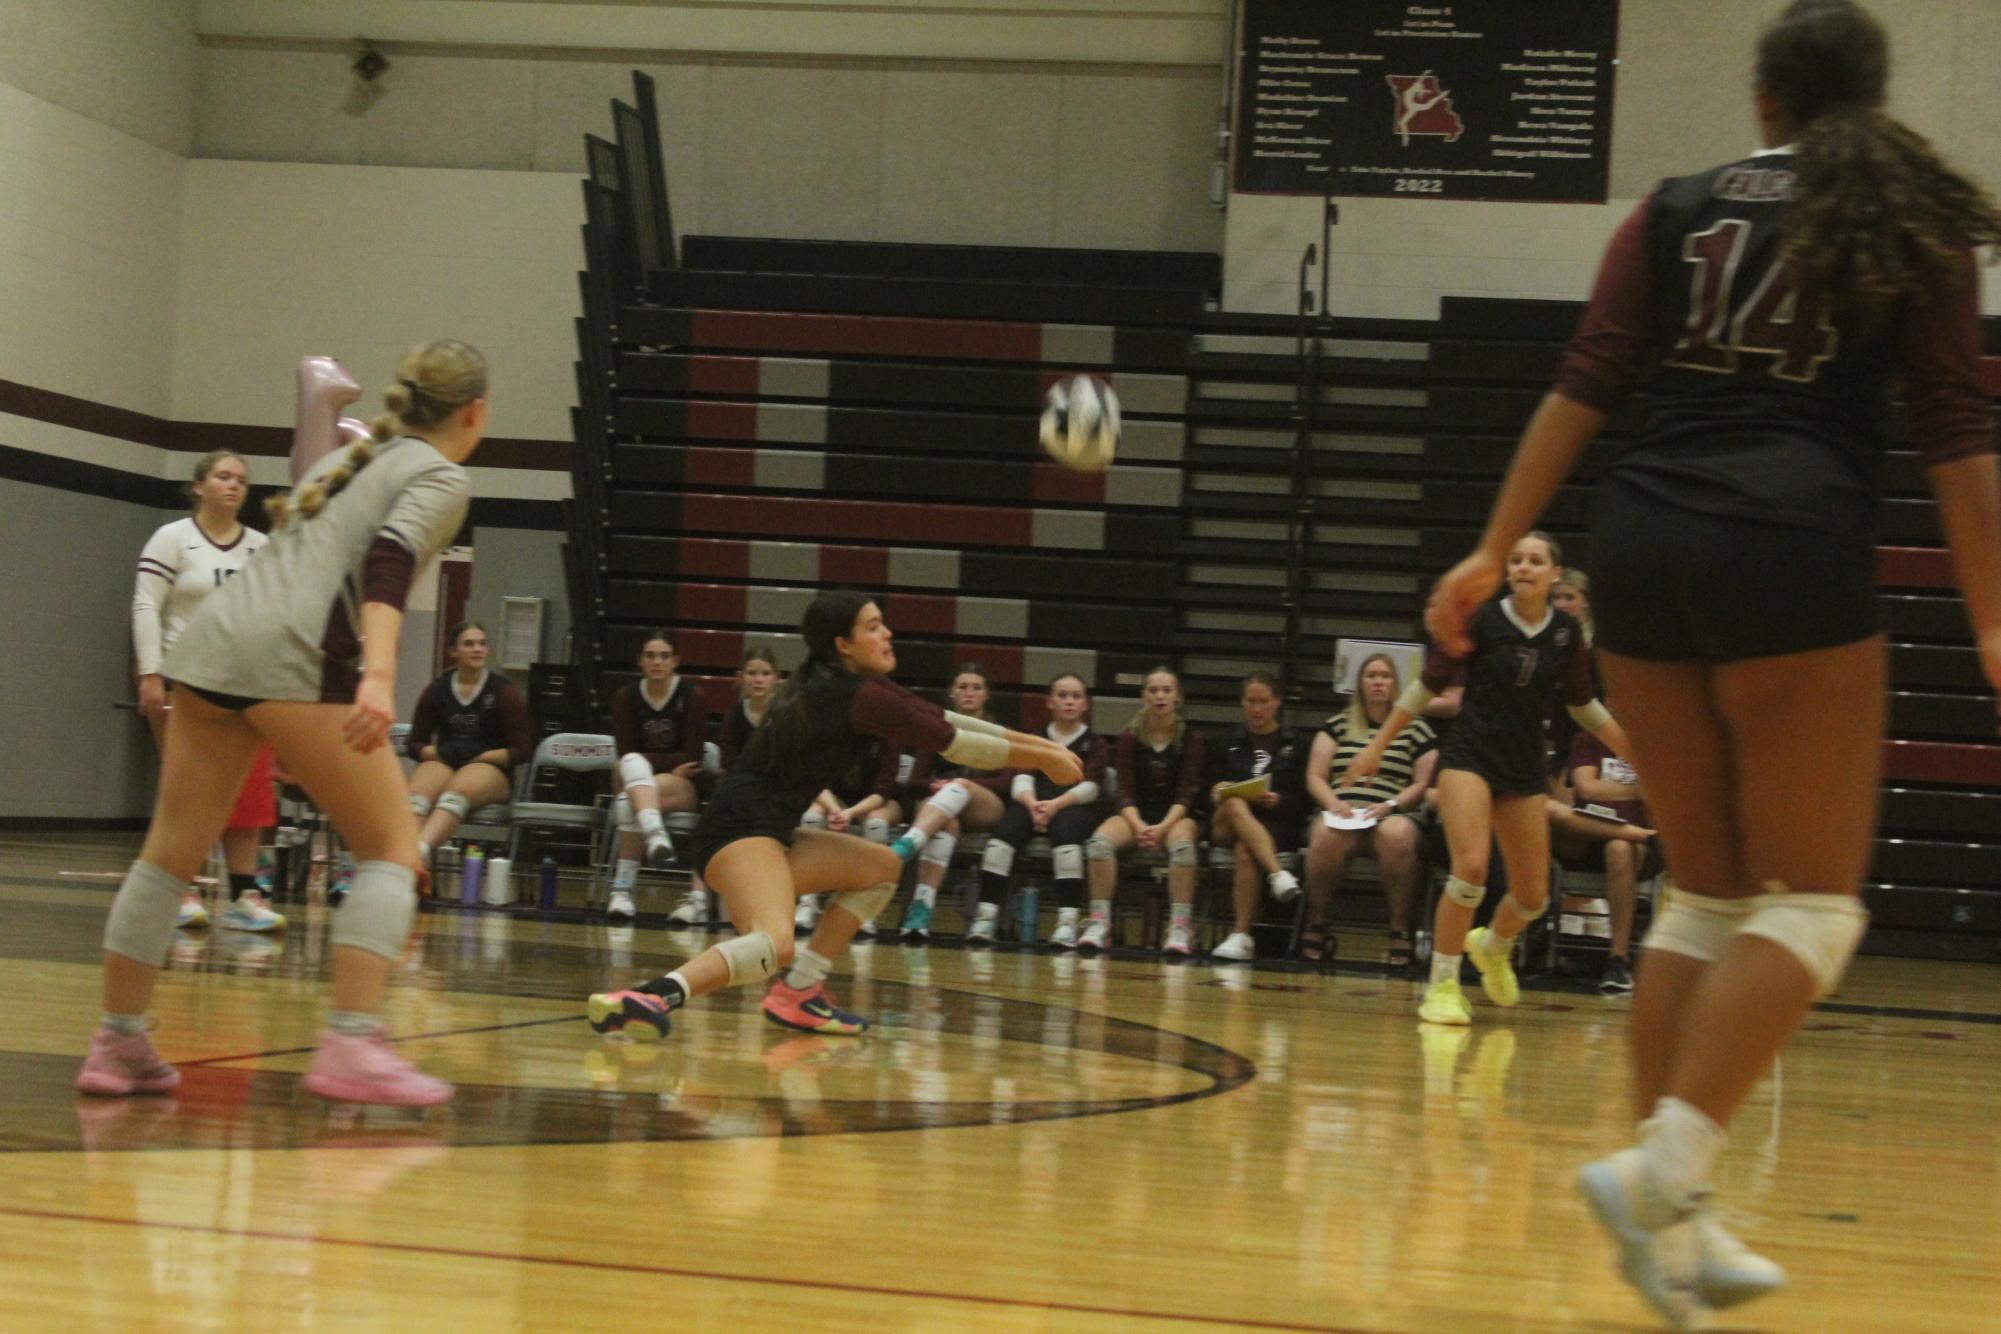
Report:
1396,680,1436,717
942,727,1010,770
1567,699,1612,732
945,710,1007,738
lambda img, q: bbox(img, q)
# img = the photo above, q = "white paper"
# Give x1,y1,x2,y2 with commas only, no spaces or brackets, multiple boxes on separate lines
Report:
1323,810,1378,831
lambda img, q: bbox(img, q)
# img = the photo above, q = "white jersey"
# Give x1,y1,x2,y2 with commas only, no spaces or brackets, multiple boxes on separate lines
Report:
165,436,470,704
132,517,268,677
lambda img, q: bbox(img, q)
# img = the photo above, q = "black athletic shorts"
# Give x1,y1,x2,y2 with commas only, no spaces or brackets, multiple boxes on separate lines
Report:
180,682,266,712
686,774,802,878
1592,478,1881,662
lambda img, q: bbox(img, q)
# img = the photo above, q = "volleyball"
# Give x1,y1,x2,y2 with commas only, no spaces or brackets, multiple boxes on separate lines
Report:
1039,374,1119,472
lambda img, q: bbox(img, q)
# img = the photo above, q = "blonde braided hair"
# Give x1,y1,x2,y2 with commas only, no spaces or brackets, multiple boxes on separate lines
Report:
267,339,487,530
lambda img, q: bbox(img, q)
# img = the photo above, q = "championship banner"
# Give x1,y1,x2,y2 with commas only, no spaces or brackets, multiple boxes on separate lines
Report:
1234,0,1620,202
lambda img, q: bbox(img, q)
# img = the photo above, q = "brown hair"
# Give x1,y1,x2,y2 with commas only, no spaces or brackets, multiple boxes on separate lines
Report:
267,339,487,529
1129,664,1186,749
187,450,247,514
1758,1,2001,322
949,662,993,722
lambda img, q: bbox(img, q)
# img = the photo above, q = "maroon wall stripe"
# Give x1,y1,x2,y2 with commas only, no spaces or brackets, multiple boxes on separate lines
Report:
1882,739,2001,787
680,537,752,578
677,583,751,622
1032,461,1106,504
684,493,1034,547
0,376,168,448
686,401,758,440
674,629,750,672
820,543,888,585
879,591,957,635
689,356,760,395
1876,546,1955,589
959,642,1025,689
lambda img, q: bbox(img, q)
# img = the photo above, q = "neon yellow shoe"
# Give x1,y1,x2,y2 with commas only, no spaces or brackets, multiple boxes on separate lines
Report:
1418,977,1472,1025
1464,927,1520,1007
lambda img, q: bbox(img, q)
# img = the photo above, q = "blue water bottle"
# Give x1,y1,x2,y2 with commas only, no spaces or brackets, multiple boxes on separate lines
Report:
539,855,559,911
460,845,484,905
1015,884,1039,943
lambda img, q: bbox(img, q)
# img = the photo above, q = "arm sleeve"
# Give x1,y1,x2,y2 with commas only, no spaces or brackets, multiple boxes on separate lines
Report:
131,525,179,676
406,681,438,759
1419,640,1466,695
872,745,906,802
1562,643,1598,707
1115,731,1139,810
1176,729,1206,810
609,688,639,759
1552,198,1656,413
497,681,533,768
850,677,956,755
1901,245,1997,468
361,537,417,609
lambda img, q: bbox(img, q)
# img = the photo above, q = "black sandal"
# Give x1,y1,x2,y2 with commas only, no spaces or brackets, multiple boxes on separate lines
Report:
1300,925,1332,963
1386,930,1415,970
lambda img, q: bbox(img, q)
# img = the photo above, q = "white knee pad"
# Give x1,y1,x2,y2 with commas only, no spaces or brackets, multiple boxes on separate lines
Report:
1053,844,1085,880
435,791,471,821
1641,888,1751,963
717,929,779,986
1167,841,1197,868
1085,835,1118,864
614,792,640,835
920,832,958,869
926,781,972,822
407,792,433,818
980,839,1016,878
833,881,896,925
103,860,188,967
863,816,890,843
1444,875,1484,908
330,860,418,960
619,752,658,793
800,807,827,829
1735,884,1870,998
1504,892,1549,923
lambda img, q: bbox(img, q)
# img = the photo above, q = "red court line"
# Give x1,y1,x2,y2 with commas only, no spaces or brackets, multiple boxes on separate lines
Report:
0,1204,1378,1333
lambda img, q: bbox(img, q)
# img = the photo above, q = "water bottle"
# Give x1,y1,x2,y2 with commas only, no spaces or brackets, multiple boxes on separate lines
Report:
539,855,559,911
255,844,277,901
461,845,485,905
483,856,512,907
1015,884,1039,943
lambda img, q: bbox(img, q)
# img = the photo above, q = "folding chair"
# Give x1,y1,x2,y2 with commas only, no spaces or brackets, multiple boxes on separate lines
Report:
502,733,619,907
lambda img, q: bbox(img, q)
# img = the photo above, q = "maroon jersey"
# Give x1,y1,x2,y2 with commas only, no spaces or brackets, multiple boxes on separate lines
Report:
1556,148,1993,535
407,669,532,770
611,677,705,772
1116,726,1205,820
727,667,954,818
1426,599,1594,795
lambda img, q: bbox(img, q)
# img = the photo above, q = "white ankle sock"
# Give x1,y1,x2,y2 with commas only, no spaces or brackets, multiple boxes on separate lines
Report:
1431,952,1461,986
1642,1096,1725,1204
613,859,638,890
786,946,832,991
329,1009,381,1037
913,882,937,907
101,1012,147,1036
637,807,665,838
1170,902,1192,930
1089,898,1111,924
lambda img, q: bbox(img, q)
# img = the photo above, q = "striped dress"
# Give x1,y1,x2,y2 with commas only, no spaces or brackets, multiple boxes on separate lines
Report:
1320,711,1438,807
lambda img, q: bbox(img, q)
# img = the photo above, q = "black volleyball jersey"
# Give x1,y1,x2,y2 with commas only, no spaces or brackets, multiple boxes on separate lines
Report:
611,677,706,772
1115,725,1205,818
719,699,763,771
1425,599,1594,791
407,669,532,768
1026,725,1108,802
1555,149,1994,535
727,667,953,817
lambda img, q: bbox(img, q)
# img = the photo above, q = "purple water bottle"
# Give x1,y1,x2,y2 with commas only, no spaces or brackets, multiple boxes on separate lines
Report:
460,845,485,905
539,855,559,911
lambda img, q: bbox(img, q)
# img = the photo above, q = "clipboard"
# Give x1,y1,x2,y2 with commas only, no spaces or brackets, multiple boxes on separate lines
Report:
1215,774,1270,804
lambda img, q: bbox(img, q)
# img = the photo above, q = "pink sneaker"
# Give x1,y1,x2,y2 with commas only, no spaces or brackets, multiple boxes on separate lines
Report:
762,979,870,1035
302,1030,454,1107
76,1027,181,1096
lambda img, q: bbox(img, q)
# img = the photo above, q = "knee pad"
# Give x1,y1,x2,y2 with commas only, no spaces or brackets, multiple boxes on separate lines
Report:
330,860,418,960
1085,835,1118,864
800,807,826,829
863,816,890,844
1444,875,1484,908
980,839,1017,878
1642,888,1751,964
920,832,958,869
407,792,433,818
614,792,640,835
103,860,188,967
435,791,471,821
1167,841,1197,868
717,929,779,986
1504,892,1549,923
1053,844,1084,880
1735,884,1869,998
618,753,657,793
926,780,972,822
833,881,896,925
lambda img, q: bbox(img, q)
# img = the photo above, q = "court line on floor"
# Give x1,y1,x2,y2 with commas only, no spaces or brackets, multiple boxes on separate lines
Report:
0,1202,1386,1333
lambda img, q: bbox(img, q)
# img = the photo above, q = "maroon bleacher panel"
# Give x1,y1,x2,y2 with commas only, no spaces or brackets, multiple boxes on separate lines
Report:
623,352,1166,414
1876,545,1956,589
611,442,1114,506
1882,740,2001,787
608,489,1178,551
1979,356,2001,398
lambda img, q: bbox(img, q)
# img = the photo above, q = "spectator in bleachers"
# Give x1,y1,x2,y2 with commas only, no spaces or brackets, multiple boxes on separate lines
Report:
1302,653,1440,969
1550,721,1657,996
604,630,705,920
1087,667,1204,955
669,646,775,925
132,449,283,932
891,663,1011,942
405,621,533,879
1208,671,1308,962
971,674,1107,947
793,738,905,934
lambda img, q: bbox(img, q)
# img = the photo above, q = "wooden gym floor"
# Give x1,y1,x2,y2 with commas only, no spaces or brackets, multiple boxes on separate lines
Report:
1,831,1996,1332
